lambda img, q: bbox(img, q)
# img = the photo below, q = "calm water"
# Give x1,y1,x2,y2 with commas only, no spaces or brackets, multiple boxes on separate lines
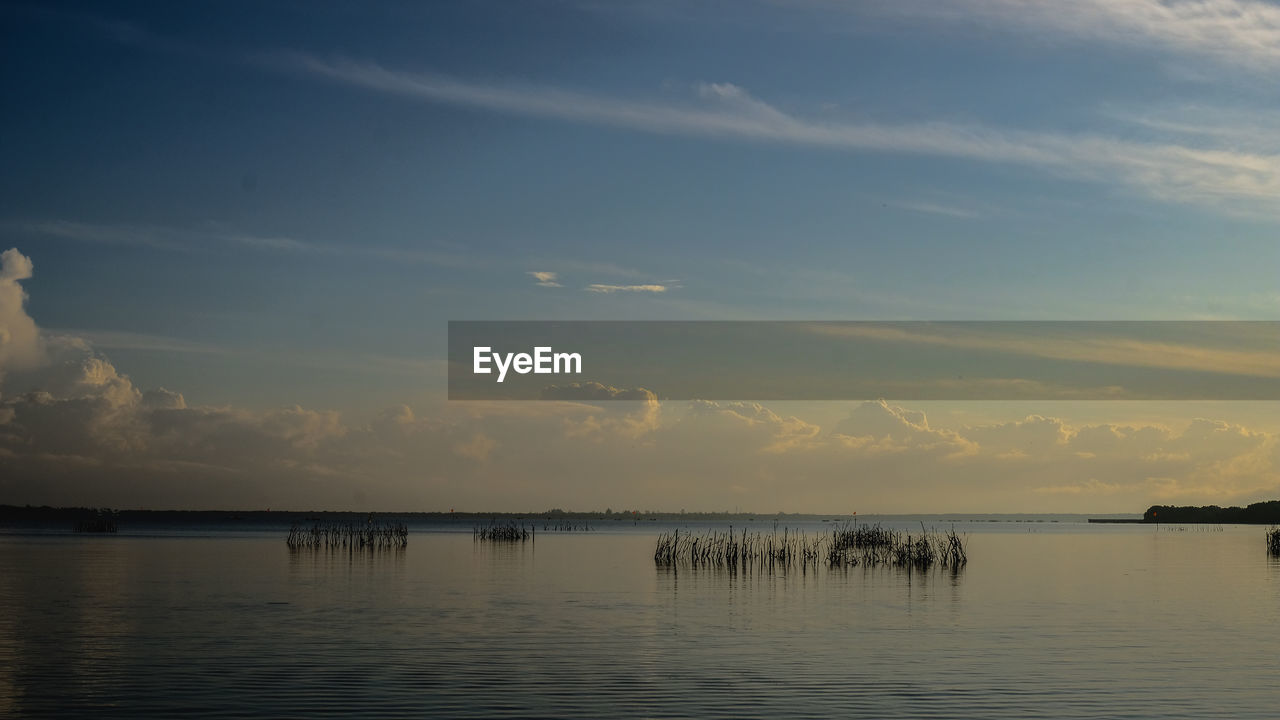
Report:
2,520,1279,718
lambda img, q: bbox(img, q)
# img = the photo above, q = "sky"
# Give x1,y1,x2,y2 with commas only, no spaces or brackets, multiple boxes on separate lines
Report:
3,0,1280,512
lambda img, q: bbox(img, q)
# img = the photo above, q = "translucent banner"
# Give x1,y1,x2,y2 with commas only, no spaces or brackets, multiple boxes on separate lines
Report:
448,321,1280,400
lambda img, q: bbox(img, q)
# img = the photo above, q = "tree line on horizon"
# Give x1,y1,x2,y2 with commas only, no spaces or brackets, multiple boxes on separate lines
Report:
1144,501,1280,524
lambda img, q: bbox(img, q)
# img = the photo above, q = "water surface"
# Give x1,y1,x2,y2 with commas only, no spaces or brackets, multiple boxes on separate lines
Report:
1,521,1277,718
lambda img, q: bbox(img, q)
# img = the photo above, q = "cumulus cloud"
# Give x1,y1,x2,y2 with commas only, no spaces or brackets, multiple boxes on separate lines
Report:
681,400,821,453
5,360,1280,511
831,400,977,458
141,388,187,410
0,249,43,377
540,382,657,402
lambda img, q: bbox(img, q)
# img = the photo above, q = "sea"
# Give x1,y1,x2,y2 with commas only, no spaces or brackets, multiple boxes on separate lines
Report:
2,515,1277,718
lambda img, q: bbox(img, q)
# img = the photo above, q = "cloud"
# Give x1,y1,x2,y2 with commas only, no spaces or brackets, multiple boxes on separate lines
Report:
887,200,982,219
804,322,1280,381
886,0,1280,73
6,356,1280,512
18,220,190,251
1034,478,1127,496
540,382,658,402
540,383,661,439
14,220,477,267
0,249,43,378
0,249,34,282
276,54,1280,219
142,388,187,410
682,400,821,453
454,433,496,463
585,283,671,293
832,399,978,458
528,270,563,287
540,259,651,280
47,330,231,356
9,250,1280,512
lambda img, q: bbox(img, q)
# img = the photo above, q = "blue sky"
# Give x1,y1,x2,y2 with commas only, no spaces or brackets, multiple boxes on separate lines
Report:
5,1,1280,409
4,1,1280,511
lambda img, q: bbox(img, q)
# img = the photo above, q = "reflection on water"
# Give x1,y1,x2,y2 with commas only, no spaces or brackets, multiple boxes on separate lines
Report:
287,544,407,573
1,526,1280,717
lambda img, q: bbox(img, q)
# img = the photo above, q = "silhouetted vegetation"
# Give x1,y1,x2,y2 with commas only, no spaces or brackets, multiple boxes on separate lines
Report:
73,508,118,533
474,521,534,542
543,520,593,531
655,522,966,571
1267,527,1280,555
286,520,408,550
1145,501,1280,524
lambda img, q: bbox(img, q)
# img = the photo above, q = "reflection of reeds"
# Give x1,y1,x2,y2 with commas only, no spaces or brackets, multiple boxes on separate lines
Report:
655,522,966,571
474,521,534,542
286,521,408,549
1267,526,1280,555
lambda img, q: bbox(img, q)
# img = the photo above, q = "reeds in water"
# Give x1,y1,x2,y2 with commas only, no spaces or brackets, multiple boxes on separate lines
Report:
474,521,534,542
74,509,118,533
655,522,966,571
286,520,408,550
543,520,593,532
1267,526,1280,555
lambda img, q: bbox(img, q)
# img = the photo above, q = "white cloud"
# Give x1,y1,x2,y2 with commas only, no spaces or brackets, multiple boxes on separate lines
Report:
585,283,671,293
888,0,1280,72
528,270,563,287
0,249,44,378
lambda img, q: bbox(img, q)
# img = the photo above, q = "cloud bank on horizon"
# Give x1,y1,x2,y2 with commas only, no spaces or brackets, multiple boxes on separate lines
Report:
3,247,1280,513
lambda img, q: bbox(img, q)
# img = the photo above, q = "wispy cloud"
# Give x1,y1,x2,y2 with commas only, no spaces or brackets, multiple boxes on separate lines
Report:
887,200,982,219
21,220,192,251
885,0,1280,72
585,283,671,294
274,54,1280,219
15,220,478,267
528,271,563,287
539,259,652,280
1104,104,1280,154
806,322,1280,380
50,327,444,377
53,329,232,356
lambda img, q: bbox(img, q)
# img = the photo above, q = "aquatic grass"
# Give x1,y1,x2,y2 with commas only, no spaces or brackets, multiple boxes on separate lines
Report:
286,520,408,550
1267,526,1280,555
474,521,534,542
543,520,593,532
655,522,966,571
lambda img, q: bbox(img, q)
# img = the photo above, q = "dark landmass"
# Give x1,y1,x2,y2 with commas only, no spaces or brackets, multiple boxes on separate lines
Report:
1143,501,1280,524
0,504,855,529
1,505,1098,531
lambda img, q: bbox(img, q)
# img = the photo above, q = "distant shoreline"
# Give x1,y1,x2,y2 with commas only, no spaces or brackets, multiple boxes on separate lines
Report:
1,504,1136,526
